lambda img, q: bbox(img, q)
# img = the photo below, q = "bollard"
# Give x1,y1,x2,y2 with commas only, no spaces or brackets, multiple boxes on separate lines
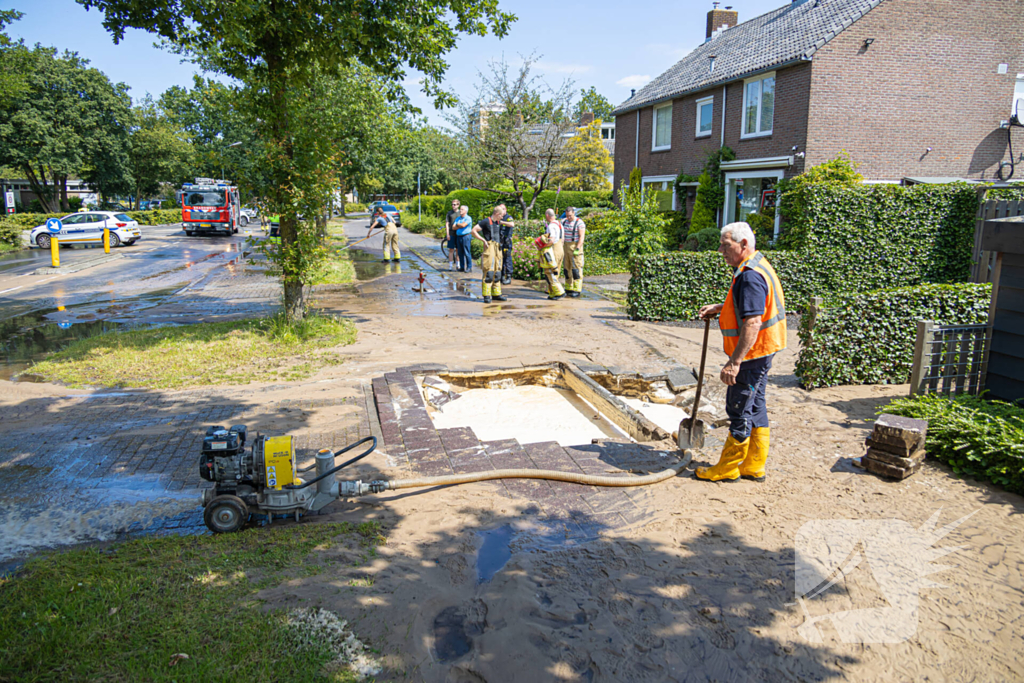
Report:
103,228,110,253
50,236,59,268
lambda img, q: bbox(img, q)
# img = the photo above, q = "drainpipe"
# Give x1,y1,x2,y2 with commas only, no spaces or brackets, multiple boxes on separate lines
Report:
718,85,727,227
634,110,640,169
720,85,727,147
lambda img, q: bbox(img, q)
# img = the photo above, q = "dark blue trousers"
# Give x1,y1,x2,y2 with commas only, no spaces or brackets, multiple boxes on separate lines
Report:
725,356,772,440
457,233,473,271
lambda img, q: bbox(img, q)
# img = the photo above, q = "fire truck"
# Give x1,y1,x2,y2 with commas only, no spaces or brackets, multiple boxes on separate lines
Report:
179,178,241,236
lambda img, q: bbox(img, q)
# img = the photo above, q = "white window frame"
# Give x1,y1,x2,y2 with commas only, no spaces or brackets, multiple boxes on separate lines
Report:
695,96,714,138
740,71,775,139
641,174,678,211
651,103,672,151
723,166,786,239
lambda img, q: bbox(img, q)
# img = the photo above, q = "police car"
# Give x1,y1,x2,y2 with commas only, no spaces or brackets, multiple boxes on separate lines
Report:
30,212,142,249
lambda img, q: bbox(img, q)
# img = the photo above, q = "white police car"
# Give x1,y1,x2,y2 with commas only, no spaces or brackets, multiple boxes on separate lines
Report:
31,212,142,249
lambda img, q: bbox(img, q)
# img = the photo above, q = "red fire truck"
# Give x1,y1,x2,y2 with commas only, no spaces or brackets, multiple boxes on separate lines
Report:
179,178,241,237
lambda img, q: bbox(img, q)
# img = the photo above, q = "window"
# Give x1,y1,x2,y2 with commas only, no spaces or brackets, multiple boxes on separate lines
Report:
1013,75,1024,121
641,177,675,211
652,103,672,151
696,96,714,137
741,72,775,138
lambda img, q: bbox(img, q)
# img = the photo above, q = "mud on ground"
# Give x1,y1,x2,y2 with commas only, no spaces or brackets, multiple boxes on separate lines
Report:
2,235,1022,681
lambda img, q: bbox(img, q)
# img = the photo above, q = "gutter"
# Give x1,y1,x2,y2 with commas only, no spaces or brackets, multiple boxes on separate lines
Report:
612,57,811,117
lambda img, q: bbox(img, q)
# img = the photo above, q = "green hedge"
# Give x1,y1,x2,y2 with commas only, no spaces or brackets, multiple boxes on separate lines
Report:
444,189,612,220
0,209,182,229
883,393,1024,495
407,195,449,218
796,283,991,389
778,183,977,284
125,210,182,225
405,216,445,235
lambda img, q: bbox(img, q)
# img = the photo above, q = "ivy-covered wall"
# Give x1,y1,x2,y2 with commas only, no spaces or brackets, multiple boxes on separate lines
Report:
628,183,981,321
796,283,991,389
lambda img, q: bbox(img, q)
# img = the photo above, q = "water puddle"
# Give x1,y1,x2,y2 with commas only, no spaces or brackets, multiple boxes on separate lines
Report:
476,524,513,582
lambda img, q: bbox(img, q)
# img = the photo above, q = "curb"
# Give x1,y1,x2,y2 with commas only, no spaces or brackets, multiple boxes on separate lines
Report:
33,253,124,275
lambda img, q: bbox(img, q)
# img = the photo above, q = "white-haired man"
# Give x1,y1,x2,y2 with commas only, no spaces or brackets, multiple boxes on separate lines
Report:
695,222,786,482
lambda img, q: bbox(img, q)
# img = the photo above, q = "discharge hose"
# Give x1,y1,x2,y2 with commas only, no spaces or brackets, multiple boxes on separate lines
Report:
376,449,692,491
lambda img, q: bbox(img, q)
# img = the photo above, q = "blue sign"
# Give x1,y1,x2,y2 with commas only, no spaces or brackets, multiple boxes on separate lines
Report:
46,218,63,233
57,322,73,330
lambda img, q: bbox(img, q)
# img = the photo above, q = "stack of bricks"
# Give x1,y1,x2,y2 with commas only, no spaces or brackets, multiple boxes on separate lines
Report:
861,414,928,480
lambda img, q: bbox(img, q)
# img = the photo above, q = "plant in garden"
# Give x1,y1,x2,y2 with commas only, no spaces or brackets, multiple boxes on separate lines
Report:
688,171,718,235
883,393,1024,495
628,167,643,199
795,283,991,389
592,185,667,257
555,118,612,191
79,0,514,321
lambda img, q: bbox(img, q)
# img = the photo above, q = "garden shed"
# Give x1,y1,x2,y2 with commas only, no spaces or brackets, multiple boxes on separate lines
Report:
981,216,1024,403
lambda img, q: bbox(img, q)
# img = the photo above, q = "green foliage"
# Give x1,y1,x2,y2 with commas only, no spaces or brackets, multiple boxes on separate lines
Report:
405,215,444,234
628,167,642,198
745,207,775,246
127,95,192,208
344,202,367,213
0,10,31,106
407,194,449,218
574,86,615,121
0,46,132,212
682,227,721,252
125,209,181,225
778,152,862,198
985,185,1024,200
688,171,718,235
796,283,991,389
882,393,1024,494
0,220,23,248
591,185,667,258
556,118,613,191
444,188,611,221
659,211,688,251
776,183,978,284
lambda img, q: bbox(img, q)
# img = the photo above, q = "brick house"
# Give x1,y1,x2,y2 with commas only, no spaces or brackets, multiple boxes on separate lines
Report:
611,0,1024,236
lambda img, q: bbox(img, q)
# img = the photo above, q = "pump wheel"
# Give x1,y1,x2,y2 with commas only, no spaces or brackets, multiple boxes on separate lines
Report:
204,495,249,533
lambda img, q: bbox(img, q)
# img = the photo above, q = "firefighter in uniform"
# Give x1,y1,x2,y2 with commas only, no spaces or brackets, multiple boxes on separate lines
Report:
561,207,586,297
472,204,509,303
696,222,786,483
536,208,566,299
369,206,400,262
499,210,515,285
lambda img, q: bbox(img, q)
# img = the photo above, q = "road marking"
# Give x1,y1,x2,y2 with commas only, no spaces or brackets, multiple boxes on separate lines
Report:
0,285,23,295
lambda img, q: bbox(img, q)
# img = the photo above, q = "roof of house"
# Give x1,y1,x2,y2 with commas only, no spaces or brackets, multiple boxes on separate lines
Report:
612,0,881,115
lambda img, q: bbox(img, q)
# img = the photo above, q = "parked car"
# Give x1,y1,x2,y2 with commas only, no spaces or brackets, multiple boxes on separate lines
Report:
240,205,258,226
367,201,389,214
369,204,402,228
30,212,141,249
139,199,164,210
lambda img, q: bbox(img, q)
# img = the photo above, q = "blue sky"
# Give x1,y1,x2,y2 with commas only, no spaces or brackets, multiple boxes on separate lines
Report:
6,0,784,126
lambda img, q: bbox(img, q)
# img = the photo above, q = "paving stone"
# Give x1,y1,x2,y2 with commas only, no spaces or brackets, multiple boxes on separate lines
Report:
525,441,583,473
571,360,608,375
872,414,928,451
862,456,923,480
865,447,926,469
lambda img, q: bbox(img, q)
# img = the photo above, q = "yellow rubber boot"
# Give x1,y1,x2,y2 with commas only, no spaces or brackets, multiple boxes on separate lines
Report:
695,435,748,482
739,427,769,481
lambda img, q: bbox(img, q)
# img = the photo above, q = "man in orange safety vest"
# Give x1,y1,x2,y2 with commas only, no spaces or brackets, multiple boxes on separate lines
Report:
696,221,786,482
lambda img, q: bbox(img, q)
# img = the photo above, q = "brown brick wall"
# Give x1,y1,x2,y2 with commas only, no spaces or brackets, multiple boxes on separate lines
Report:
806,0,1024,180
614,63,812,189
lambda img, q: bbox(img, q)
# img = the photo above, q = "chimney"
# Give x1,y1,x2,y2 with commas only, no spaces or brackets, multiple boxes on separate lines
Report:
580,111,595,126
630,89,636,98
706,4,738,40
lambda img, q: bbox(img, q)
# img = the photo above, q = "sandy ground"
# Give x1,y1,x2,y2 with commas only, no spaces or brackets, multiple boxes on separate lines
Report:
4,248,1023,681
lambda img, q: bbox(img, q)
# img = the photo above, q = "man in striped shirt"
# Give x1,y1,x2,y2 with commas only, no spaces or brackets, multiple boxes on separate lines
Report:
561,207,586,297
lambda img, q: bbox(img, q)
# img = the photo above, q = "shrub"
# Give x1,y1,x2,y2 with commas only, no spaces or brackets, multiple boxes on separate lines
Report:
682,227,720,252
688,171,718,235
0,212,66,229
407,195,448,218
776,183,977,285
628,251,732,321
125,210,182,225
745,208,775,246
405,215,444,235
344,202,367,213
443,189,612,222
509,238,631,281
627,167,642,199
590,186,667,257
659,210,688,251
796,283,991,389
883,393,1024,495
0,221,24,248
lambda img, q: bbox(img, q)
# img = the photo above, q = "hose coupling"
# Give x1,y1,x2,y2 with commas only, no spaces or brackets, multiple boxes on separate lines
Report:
337,480,391,497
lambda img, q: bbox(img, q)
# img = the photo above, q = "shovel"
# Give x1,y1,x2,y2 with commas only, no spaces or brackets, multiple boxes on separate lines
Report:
677,317,711,450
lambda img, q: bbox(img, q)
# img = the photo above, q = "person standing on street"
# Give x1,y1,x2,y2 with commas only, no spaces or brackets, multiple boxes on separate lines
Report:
498,210,515,285
368,206,400,262
536,208,565,299
471,204,509,303
452,205,473,272
695,222,786,483
445,199,461,271
561,207,586,297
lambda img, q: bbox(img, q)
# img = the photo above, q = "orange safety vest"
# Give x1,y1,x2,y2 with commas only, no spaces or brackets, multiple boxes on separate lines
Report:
720,251,787,361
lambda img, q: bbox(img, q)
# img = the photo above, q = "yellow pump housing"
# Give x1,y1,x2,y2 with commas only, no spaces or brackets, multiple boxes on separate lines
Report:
262,435,295,490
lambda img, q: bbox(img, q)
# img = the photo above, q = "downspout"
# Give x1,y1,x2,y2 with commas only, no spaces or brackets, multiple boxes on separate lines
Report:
634,110,640,169
718,85,727,227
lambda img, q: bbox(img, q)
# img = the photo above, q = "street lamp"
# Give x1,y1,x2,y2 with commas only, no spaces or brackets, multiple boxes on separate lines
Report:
222,141,243,182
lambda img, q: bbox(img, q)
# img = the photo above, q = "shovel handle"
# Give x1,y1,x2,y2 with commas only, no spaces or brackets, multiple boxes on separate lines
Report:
689,318,711,437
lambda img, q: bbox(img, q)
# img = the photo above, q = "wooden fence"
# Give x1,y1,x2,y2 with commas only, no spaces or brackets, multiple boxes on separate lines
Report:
909,321,991,396
973,197,1024,283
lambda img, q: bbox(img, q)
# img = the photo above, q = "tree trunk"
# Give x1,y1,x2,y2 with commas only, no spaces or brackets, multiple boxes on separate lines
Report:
283,280,305,321
60,176,69,212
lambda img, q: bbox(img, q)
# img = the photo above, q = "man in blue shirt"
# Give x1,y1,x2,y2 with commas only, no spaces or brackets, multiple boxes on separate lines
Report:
453,205,473,272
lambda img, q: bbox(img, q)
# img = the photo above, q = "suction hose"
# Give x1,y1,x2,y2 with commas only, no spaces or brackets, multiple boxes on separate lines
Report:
373,449,693,492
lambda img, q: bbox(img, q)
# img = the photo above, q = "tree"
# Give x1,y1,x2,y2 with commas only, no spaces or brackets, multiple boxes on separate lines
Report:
0,10,31,107
80,0,515,321
127,95,192,208
593,185,667,257
689,171,718,234
574,86,614,122
556,118,612,191
0,47,131,212
446,56,576,220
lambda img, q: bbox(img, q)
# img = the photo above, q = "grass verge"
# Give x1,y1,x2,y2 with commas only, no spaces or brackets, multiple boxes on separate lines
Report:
883,393,1024,494
314,225,357,285
30,313,357,389
0,522,385,682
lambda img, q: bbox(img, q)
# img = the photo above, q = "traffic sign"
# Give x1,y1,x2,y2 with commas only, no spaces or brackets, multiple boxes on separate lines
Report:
4,191,13,214
45,218,63,233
